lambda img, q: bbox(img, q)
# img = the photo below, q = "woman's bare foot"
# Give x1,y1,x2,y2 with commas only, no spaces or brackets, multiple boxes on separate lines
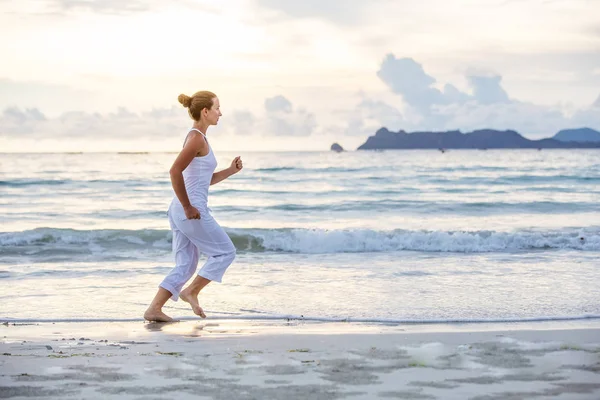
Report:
180,288,207,318
144,308,174,322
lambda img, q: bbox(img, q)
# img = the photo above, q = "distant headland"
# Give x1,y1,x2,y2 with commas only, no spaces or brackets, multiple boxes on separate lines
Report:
352,127,600,150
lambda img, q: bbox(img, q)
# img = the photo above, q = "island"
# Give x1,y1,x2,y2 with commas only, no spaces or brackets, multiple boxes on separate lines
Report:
553,128,600,143
330,143,344,152
356,128,600,150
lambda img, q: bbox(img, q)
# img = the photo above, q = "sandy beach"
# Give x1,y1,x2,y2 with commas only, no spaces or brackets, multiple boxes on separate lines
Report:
1,319,599,399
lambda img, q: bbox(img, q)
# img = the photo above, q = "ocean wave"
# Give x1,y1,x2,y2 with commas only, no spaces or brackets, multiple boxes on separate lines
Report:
0,179,71,187
254,167,297,172
213,200,596,214
497,175,600,184
0,227,598,258
426,174,600,185
3,266,171,279
0,178,169,188
253,166,370,173
230,227,599,253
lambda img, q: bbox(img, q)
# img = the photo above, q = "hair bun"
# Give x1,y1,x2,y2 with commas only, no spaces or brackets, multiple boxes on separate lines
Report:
178,94,192,108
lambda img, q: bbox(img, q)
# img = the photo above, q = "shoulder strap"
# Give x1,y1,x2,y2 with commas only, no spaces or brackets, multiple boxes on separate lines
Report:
183,128,208,148
189,128,206,138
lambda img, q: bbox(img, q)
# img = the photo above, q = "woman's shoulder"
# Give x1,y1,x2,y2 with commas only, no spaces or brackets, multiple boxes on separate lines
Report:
184,131,208,148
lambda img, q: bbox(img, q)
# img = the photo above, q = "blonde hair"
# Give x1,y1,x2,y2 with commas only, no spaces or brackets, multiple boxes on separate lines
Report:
178,91,217,121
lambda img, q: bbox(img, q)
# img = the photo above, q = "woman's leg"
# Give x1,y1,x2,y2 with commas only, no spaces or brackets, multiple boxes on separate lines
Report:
176,213,236,318
144,227,199,321
159,228,200,301
180,276,211,318
144,288,175,322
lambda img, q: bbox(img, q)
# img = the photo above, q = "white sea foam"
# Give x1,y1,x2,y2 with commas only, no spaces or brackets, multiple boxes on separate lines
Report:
1,227,598,257
233,227,600,253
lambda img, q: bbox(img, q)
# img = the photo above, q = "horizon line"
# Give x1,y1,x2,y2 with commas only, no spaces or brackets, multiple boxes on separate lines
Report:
3,148,600,155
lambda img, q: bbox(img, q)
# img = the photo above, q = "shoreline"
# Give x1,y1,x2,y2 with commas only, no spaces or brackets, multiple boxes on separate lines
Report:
3,318,600,341
3,313,600,325
2,318,600,341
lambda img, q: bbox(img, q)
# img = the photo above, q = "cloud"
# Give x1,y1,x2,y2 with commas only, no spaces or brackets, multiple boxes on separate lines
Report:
254,0,388,25
262,95,316,136
1,107,47,135
3,107,45,123
432,101,568,135
328,96,404,137
264,95,292,113
1,0,216,16
377,54,514,114
442,84,471,105
467,75,510,105
0,106,187,140
376,55,449,113
229,110,256,130
0,0,153,15
56,0,151,14
0,95,318,146
0,79,90,114
3,54,599,151
374,54,600,136
570,94,600,128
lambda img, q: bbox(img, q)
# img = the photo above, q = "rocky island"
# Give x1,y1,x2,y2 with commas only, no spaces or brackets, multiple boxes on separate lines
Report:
552,128,600,143
330,143,344,152
357,128,600,150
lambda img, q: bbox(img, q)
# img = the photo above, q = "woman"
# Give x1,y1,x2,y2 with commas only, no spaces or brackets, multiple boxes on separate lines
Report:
144,91,243,322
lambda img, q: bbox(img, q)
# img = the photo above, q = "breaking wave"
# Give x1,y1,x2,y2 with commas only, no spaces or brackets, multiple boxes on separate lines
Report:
0,227,597,259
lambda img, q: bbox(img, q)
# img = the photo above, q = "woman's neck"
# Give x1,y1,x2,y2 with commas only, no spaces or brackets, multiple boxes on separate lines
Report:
192,121,209,136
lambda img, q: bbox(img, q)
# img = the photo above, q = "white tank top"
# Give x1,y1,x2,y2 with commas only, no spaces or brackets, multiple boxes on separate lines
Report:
174,128,217,210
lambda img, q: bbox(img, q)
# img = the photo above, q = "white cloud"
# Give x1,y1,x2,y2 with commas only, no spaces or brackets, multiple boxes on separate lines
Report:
265,110,316,137
3,51,600,151
0,105,213,153
467,75,510,105
0,95,321,151
230,95,316,137
1,0,599,150
264,95,293,113
0,79,92,115
373,54,600,137
432,101,568,136
1,107,46,135
570,99,600,130
254,0,390,25
2,0,598,115
376,54,512,113
229,110,256,130
54,0,152,14
376,55,449,113
0,0,216,15
324,96,405,139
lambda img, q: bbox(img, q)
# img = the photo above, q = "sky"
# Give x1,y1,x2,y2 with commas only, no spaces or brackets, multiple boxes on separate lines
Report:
0,0,599,152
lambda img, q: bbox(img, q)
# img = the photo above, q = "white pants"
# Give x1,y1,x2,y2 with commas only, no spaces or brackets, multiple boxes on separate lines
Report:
160,204,236,301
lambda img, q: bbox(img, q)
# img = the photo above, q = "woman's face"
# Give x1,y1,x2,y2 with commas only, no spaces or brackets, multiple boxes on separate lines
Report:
205,97,222,125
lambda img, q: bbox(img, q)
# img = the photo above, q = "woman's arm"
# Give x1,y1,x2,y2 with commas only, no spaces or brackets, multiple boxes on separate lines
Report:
210,168,236,185
211,156,243,185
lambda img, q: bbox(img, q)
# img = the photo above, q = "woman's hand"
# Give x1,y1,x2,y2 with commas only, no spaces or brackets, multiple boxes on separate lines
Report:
184,205,201,220
230,156,243,173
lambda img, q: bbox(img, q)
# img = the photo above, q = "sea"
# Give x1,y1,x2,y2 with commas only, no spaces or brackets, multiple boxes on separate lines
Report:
1,149,599,323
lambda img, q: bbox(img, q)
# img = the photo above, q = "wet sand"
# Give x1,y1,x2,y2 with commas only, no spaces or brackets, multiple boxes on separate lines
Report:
1,320,599,399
